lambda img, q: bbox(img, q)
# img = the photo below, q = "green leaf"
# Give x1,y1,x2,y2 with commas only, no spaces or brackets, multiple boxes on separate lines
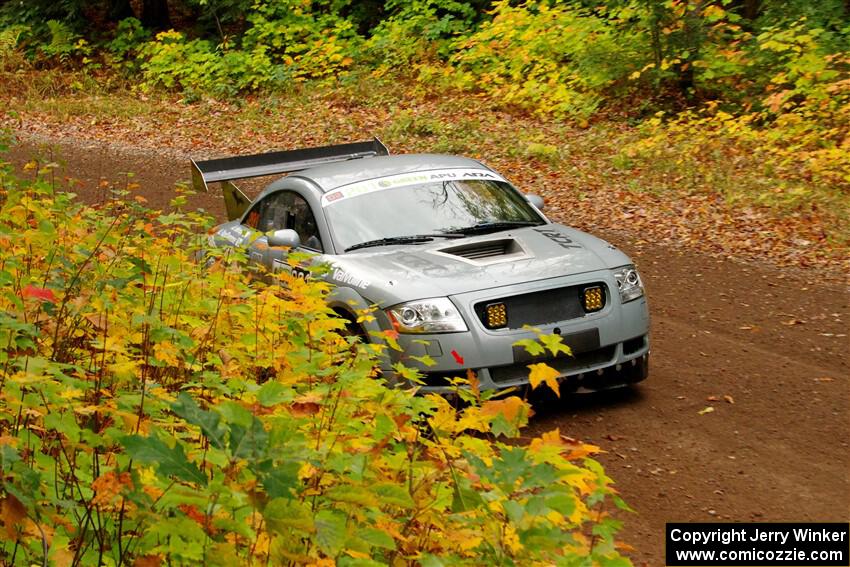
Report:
314,509,347,556
451,485,484,513
325,485,375,506
373,483,414,509
503,500,524,523
597,555,632,567
171,392,226,450
260,463,299,499
418,555,446,567
539,333,571,357
229,416,269,460
546,493,576,517
358,526,396,550
264,498,314,534
373,413,394,439
121,434,207,485
217,400,253,427
256,381,292,406
410,354,436,367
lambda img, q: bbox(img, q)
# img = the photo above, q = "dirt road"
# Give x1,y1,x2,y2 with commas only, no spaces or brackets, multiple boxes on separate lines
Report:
8,136,849,566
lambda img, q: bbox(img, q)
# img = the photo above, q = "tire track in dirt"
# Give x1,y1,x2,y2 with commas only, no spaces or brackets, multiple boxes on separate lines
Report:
7,134,849,566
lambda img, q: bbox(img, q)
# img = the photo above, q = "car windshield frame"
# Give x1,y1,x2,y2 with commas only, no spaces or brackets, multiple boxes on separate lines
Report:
323,177,546,253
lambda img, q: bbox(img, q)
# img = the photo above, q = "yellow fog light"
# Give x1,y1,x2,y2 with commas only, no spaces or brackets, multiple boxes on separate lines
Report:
485,302,507,329
582,286,604,312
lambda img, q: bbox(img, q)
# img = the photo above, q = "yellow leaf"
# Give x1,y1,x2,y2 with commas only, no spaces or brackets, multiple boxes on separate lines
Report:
50,544,75,567
528,363,560,397
153,341,180,366
503,523,523,554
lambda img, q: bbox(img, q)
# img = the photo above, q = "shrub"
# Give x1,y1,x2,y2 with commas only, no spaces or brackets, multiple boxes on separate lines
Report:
621,19,850,238
364,0,479,74
0,159,631,565
0,25,28,71
440,0,646,120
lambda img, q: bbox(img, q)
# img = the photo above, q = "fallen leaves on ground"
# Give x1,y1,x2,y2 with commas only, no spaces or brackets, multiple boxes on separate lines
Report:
2,76,847,278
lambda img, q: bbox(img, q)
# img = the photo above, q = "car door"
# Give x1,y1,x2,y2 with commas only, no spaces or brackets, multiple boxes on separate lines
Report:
241,190,325,278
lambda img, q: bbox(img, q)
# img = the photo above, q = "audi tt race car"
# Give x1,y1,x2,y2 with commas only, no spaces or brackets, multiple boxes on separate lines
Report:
193,139,650,393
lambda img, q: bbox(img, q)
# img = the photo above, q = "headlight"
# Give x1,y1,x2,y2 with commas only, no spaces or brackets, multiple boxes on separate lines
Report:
613,265,644,303
386,297,468,334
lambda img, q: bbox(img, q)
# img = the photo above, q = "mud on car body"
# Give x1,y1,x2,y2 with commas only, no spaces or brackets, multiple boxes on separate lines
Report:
193,139,650,393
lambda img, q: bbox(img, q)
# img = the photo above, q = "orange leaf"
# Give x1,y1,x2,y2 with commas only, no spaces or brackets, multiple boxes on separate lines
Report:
530,428,602,459
92,471,134,507
133,555,163,567
0,494,27,541
481,396,525,423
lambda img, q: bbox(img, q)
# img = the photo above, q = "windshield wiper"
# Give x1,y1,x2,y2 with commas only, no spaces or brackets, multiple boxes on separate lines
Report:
345,233,464,252
447,220,542,236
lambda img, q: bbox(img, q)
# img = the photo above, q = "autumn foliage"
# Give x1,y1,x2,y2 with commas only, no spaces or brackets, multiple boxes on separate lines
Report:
0,161,631,564
0,1,846,247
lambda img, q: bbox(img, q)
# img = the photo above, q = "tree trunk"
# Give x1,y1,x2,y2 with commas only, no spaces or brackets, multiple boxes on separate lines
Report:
743,0,761,20
108,0,135,21
141,0,171,30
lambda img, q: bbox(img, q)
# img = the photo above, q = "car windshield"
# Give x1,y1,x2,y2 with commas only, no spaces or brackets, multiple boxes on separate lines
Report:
324,179,545,252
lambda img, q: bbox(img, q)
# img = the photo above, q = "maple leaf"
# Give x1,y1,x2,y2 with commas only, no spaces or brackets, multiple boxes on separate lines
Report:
21,284,56,303
467,369,480,401
530,428,602,460
0,494,27,541
481,396,525,423
539,333,572,357
528,363,561,397
132,555,163,567
92,471,134,507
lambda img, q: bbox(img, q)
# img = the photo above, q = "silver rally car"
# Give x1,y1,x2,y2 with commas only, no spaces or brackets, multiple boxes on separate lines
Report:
193,139,650,393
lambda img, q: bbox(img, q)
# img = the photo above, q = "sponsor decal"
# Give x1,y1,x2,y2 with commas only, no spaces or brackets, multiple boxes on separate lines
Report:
332,267,371,290
219,226,250,246
272,259,311,281
533,227,583,249
321,168,507,207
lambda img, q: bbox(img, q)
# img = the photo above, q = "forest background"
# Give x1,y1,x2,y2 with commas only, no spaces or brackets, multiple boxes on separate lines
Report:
1,0,847,270
0,1,847,565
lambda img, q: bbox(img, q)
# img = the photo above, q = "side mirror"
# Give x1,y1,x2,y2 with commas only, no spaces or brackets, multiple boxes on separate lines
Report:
526,193,545,211
268,229,301,248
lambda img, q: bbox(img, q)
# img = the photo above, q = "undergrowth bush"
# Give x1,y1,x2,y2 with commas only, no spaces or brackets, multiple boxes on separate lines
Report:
434,0,644,120
140,0,361,94
364,0,478,73
621,23,850,239
0,157,631,565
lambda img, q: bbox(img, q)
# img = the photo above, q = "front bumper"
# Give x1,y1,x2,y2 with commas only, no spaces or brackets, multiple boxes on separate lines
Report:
386,270,650,393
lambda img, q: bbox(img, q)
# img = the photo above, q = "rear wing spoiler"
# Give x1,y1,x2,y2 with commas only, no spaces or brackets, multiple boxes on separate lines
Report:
191,138,389,220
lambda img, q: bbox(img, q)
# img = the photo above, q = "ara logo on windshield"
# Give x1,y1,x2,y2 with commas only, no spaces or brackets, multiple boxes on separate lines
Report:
428,171,498,180
534,228,583,249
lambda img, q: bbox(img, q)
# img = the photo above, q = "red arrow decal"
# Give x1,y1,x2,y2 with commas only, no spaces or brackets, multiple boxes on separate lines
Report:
451,350,464,365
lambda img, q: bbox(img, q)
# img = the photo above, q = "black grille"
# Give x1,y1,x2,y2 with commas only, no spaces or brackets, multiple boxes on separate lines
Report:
489,345,617,384
623,335,646,355
420,370,466,388
474,283,606,329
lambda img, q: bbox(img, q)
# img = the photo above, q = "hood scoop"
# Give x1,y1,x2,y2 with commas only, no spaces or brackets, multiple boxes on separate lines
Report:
432,238,532,265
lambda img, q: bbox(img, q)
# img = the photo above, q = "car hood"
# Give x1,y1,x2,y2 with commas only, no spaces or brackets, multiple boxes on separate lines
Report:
326,224,632,305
